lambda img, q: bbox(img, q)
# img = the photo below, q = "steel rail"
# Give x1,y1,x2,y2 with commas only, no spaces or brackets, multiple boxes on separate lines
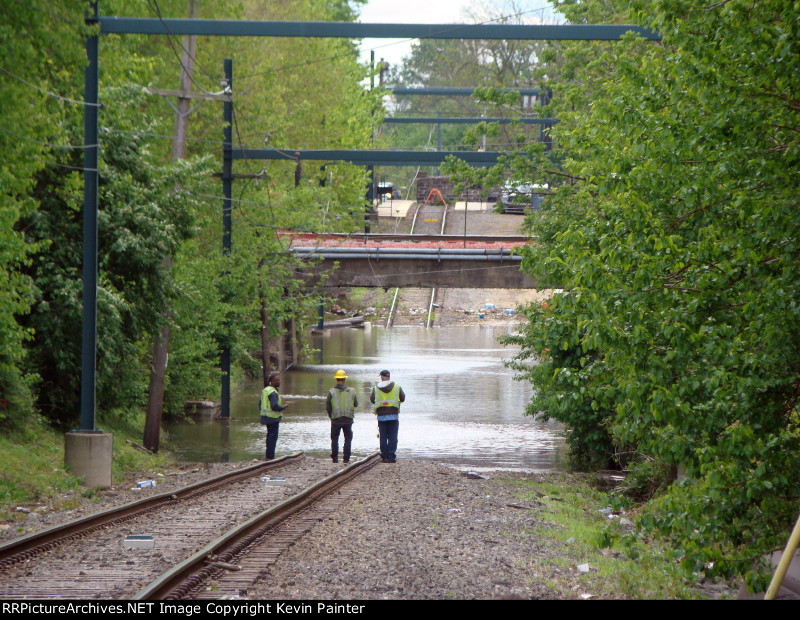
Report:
0,452,304,568
133,452,382,600
386,203,424,329
386,286,400,328
426,203,449,329
409,203,424,235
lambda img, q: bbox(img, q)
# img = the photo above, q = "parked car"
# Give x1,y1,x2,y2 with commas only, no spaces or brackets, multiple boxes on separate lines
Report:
499,182,547,213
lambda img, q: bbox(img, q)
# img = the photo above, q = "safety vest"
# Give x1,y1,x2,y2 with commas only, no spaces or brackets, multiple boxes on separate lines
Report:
261,385,283,419
329,386,356,418
372,383,401,413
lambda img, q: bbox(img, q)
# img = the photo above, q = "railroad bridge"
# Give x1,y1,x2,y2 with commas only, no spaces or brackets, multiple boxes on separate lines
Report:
284,232,538,289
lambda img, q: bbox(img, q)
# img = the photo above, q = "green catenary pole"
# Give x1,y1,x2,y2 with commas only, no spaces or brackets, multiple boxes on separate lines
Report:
221,59,233,419
79,2,99,432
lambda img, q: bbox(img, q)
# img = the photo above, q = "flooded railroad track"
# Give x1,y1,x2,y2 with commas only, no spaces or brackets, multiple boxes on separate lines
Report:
0,453,379,600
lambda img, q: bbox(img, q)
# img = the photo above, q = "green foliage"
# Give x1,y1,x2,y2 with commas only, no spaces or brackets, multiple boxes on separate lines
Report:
190,0,380,387
19,86,213,426
503,294,619,470
509,474,700,599
2,0,376,433
0,0,89,426
465,0,800,584
0,408,172,520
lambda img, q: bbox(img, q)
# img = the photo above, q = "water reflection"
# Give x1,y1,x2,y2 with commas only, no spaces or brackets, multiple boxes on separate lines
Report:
164,324,568,472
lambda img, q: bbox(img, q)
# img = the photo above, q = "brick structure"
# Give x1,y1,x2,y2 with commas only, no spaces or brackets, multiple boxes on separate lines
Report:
416,173,454,203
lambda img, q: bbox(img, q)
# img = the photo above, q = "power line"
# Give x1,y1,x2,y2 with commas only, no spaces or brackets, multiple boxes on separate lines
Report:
0,126,98,150
146,0,224,97
181,190,369,218
52,162,98,173
106,124,502,155
0,67,103,107
148,0,220,82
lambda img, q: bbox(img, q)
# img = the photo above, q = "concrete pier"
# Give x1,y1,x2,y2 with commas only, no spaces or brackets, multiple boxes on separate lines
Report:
65,431,113,488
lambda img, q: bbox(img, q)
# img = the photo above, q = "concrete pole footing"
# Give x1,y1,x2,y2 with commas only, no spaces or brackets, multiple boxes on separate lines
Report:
65,431,113,488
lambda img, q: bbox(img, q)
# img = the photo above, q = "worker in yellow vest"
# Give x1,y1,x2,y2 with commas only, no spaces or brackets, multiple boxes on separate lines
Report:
260,372,289,460
325,369,358,463
370,369,405,463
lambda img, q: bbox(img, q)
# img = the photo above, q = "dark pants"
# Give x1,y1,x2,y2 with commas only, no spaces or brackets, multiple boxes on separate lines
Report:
378,419,399,462
331,422,353,461
265,420,280,459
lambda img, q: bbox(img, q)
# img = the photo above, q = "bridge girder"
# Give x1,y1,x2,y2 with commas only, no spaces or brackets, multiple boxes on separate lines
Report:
298,257,537,289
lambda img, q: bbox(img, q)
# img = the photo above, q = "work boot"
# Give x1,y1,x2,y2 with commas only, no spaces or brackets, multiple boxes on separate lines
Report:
332,457,338,463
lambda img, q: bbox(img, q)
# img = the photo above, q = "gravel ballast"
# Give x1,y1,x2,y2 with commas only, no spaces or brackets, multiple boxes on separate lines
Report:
250,459,570,601
5,456,729,600
2,457,591,600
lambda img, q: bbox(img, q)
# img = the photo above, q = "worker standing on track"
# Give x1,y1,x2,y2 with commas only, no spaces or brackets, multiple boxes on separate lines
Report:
370,369,405,463
326,369,358,463
261,372,289,460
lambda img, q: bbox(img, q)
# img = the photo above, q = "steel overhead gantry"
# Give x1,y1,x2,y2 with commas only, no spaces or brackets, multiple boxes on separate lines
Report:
96,19,660,40
384,87,557,155
80,7,661,429
232,148,504,167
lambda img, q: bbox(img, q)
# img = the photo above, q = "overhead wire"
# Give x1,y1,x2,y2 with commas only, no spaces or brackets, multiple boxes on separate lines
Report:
9,6,550,237
145,0,224,94
1,5,558,151
106,124,547,153
0,126,98,150
0,67,103,107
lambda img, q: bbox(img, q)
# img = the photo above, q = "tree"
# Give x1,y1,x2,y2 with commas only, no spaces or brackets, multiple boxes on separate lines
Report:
19,84,214,427
92,0,378,415
449,0,800,586
0,0,90,427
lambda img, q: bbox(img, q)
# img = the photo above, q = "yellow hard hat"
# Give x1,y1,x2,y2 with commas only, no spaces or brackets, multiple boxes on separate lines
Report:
334,369,348,379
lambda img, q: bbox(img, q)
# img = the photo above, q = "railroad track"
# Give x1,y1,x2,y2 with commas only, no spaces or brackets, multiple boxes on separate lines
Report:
0,453,380,599
140,452,381,600
387,201,448,328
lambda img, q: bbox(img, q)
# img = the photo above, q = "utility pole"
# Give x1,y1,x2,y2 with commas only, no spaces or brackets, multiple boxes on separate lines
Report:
143,0,199,452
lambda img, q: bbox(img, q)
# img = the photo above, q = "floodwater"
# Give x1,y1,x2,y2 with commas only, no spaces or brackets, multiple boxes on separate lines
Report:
164,324,568,472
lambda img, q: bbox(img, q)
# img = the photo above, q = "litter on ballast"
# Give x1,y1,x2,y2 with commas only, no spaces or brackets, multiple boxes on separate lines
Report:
261,476,287,485
122,535,154,549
